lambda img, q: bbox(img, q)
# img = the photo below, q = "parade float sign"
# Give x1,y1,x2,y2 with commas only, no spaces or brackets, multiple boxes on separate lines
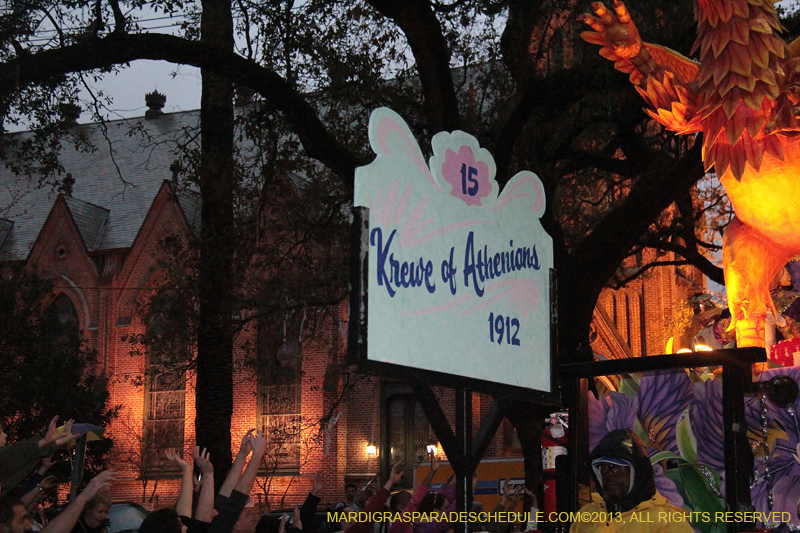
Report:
353,108,553,392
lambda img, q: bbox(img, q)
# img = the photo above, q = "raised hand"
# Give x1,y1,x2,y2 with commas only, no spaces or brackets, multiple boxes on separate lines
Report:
37,455,55,475
39,416,59,448
388,461,404,486
38,475,58,491
509,485,522,509
293,504,303,531
523,486,537,508
500,478,511,504
54,419,78,447
430,452,440,472
579,1,642,60
249,430,269,457
77,471,116,503
239,429,255,456
278,514,288,533
40,417,78,448
165,448,191,472
193,446,214,476
312,470,323,496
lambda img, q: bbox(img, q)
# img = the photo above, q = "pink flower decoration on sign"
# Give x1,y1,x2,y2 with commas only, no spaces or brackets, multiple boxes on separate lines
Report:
440,146,491,206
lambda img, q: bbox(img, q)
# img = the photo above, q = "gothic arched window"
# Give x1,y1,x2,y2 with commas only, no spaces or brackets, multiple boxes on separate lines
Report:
257,314,302,472
143,313,186,474
47,294,80,348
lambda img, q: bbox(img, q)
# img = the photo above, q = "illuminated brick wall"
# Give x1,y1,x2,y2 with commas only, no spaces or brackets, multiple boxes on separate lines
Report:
19,181,522,514
592,248,706,360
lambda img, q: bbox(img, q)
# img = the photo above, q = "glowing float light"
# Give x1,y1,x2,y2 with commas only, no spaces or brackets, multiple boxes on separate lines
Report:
675,345,713,354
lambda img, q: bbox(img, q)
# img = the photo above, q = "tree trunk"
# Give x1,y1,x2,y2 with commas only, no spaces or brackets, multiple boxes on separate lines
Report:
196,0,235,487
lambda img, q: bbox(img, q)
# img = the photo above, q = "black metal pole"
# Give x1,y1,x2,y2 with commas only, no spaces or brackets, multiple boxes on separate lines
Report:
69,434,87,501
455,387,472,533
722,363,754,533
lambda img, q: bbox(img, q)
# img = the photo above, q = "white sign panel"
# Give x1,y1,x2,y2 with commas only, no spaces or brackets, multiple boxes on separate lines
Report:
354,108,553,392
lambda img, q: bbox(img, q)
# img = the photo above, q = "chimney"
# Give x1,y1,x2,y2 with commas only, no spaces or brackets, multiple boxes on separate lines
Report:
145,91,166,119
60,173,75,198
59,103,81,127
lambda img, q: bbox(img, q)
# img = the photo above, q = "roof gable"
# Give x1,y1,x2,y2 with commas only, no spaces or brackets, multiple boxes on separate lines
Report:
591,304,635,360
0,111,201,261
64,197,109,251
29,195,95,270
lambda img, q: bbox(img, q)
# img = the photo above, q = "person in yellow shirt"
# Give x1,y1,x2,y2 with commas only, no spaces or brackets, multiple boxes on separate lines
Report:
569,429,693,533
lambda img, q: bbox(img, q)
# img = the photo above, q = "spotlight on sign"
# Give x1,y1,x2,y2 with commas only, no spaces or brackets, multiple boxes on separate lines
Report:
366,442,378,456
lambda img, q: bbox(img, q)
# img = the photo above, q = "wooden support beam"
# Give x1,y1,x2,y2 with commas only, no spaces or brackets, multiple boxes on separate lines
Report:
410,382,467,473
469,395,513,472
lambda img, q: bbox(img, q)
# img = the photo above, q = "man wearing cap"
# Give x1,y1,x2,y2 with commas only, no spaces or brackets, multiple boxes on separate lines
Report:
569,429,692,532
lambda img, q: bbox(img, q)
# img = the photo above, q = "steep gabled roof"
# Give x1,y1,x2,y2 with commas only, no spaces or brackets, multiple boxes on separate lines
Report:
64,197,109,251
176,188,201,234
0,111,202,261
0,218,12,251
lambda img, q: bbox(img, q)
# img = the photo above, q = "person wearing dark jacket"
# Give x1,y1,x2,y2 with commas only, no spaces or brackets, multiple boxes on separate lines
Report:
569,429,692,533
0,418,76,496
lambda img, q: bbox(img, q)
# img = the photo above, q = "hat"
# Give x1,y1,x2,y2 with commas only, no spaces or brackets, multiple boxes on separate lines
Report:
591,457,632,468
590,457,634,494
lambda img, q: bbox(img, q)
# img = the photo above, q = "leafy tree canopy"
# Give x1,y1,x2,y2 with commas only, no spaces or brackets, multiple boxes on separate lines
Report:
0,265,118,475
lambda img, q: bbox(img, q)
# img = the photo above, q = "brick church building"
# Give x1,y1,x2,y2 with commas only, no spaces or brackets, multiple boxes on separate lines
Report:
0,99,703,512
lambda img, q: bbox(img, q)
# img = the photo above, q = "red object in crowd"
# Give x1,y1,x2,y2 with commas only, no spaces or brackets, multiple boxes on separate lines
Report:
541,414,568,517
769,338,800,367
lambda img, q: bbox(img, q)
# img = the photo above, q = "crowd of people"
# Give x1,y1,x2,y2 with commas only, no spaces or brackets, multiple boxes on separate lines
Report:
0,421,273,533
1,417,701,533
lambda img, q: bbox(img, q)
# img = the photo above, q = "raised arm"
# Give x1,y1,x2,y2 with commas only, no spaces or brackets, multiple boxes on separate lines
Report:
194,447,216,522
206,432,267,533
219,429,254,498
233,430,268,496
40,418,78,449
166,448,194,518
0,418,77,496
40,471,115,533
21,475,57,510
300,471,323,530
421,453,439,487
383,461,404,493
290,505,302,533
506,486,522,512
492,478,511,513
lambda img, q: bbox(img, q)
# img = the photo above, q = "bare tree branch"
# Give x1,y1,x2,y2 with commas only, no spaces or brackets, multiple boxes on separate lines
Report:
2,33,363,187
364,0,460,132
572,141,705,294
